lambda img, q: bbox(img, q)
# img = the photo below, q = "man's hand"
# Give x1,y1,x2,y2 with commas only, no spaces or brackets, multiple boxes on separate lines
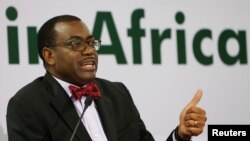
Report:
178,90,207,140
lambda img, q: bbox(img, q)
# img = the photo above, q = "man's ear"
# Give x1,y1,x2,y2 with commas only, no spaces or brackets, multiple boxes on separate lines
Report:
43,47,56,65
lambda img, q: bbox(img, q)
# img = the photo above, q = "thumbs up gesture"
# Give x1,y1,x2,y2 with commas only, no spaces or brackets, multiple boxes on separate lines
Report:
177,90,207,140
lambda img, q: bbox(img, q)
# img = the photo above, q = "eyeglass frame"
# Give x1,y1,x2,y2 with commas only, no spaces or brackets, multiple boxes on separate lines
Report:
45,37,101,51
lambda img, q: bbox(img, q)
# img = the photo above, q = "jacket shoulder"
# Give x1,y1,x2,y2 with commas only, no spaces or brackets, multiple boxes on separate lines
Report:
95,78,130,94
95,77,134,102
10,76,47,101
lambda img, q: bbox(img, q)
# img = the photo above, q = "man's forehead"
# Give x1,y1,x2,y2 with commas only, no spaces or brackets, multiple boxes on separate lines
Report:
54,21,88,31
54,21,91,39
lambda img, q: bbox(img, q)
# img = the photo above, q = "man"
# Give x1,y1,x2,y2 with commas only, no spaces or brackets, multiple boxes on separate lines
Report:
6,15,206,141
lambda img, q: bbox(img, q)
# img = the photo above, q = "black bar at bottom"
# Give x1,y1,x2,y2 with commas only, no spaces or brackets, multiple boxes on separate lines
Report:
208,125,250,140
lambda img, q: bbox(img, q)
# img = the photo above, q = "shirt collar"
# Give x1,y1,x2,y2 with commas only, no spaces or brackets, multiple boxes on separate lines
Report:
52,76,76,98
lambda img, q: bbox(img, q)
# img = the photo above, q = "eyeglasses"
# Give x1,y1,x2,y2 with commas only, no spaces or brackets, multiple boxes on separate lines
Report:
47,38,101,51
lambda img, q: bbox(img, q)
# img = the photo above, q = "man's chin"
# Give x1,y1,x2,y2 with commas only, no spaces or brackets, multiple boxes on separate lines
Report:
80,72,96,82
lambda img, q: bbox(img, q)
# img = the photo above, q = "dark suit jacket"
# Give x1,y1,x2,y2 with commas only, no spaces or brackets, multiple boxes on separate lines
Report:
7,73,174,141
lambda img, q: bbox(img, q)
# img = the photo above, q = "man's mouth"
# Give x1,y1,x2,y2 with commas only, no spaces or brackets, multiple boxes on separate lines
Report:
80,60,96,71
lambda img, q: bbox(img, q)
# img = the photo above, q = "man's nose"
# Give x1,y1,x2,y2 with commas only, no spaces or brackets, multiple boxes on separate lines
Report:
81,45,96,55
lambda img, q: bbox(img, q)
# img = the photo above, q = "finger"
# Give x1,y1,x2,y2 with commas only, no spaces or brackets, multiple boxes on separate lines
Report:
185,120,205,128
187,89,202,107
186,107,206,115
186,127,204,136
185,113,207,121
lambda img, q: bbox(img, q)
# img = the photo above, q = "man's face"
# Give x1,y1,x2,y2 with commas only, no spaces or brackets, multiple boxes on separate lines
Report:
47,20,98,86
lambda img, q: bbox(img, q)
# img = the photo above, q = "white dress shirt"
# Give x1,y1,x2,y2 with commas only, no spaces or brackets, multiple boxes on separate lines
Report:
53,77,180,141
53,77,108,141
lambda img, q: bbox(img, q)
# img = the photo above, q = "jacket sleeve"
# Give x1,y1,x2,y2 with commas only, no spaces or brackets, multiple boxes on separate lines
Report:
116,82,155,141
117,82,174,141
6,96,48,141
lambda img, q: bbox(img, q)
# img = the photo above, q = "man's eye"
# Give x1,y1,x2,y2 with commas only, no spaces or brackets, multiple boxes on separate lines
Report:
69,40,82,47
92,41,98,46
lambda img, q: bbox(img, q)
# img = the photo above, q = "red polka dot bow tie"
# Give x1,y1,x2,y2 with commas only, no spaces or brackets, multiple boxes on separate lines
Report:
68,82,101,100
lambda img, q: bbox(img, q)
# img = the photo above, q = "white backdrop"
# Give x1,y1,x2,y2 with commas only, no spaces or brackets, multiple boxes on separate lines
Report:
1,0,250,141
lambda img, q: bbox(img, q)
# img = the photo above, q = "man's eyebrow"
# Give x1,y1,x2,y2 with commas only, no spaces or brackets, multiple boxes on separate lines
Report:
68,36,83,40
86,35,94,40
68,35,94,40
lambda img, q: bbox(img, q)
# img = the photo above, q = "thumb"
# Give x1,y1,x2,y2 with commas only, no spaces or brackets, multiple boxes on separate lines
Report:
179,89,203,136
187,89,203,107
180,89,203,123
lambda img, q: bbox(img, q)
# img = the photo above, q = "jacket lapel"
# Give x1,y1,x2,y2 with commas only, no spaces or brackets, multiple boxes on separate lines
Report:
95,81,118,141
44,73,92,141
